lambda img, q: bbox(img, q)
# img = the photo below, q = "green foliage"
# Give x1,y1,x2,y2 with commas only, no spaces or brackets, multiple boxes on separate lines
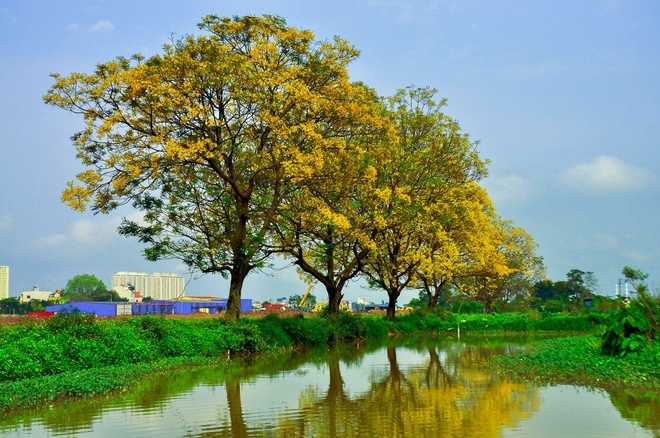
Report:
532,269,599,312
451,300,484,314
64,274,110,302
0,297,54,315
602,299,659,357
531,312,604,332
330,311,366,340
0,357,219,412
360,315,390,337
601,267,659,357
45,310,100,337
487,334,660,390
0,314,265,383
251,313,294,348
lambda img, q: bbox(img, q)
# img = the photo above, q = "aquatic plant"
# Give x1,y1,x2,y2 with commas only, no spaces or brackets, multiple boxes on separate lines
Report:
601,267,659,357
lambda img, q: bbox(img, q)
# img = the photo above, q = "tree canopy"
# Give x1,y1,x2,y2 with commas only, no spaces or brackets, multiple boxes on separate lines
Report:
64,274,118,302
45,15,384,322
45,14,544,320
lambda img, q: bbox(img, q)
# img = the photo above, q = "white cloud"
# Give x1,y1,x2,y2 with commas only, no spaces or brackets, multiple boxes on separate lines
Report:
0,8,17,23
41,234,67,246
92,20,115,32
558,156,655,194
482,174,537,206
67,20,113,33
71,218,118,245
33,215,123,252
91,20,114,32
595,233,619,251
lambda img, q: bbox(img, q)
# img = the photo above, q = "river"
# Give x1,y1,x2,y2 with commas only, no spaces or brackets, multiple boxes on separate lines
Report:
0,335,657,437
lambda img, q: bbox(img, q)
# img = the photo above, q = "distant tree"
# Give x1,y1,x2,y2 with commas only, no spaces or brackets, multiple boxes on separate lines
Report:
407,290,430,309
534,279,557,301
288,293,317,309
288,294,303,306
0,298,53,315
565,269,598,301
622,266,650,296
0,297,20,314
64,274,110,302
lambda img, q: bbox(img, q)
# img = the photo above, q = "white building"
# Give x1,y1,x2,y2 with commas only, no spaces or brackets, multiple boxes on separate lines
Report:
111,272,185,300
0,266,8,300
19,286,59,303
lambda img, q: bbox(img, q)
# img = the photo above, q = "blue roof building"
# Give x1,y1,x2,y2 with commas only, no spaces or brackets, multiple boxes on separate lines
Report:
46,298,253,316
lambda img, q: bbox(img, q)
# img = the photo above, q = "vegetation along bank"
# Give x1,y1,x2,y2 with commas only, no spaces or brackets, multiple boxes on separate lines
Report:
3,305,658,414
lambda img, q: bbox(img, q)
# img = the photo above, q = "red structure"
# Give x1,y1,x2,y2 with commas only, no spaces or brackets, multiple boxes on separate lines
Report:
263,303,287,312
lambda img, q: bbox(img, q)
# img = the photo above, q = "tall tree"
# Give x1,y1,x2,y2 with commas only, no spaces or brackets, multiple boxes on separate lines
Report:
361,87,487,320
45,15,381,322
416,182,494,311
271,86,388,317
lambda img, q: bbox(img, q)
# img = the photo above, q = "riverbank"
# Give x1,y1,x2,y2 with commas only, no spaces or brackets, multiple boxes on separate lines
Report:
0,309,631,413
486,334,660,390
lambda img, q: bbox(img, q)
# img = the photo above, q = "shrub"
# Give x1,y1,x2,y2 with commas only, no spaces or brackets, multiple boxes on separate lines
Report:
45,310,100,338
602,296,659,357
332,312,366,340
252,313,293,348
360,315,389,337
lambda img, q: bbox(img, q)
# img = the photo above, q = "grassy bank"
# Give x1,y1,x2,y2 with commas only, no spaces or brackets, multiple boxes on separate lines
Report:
486,334,660,390
0,310,611,412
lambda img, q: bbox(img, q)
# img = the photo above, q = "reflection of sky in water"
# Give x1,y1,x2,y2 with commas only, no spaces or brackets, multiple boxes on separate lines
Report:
502,385,653,437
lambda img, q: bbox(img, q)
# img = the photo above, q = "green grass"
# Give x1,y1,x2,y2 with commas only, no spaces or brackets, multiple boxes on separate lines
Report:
486,334,660,390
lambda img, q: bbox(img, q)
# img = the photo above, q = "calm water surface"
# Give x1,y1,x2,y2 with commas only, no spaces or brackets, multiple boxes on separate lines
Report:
1,335,657,437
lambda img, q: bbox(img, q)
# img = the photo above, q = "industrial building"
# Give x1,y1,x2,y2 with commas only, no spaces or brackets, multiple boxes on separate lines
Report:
46,298,253,317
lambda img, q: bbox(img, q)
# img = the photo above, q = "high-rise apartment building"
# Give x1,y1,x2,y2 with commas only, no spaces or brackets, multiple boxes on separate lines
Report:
111,272,185,300
0,266,8,299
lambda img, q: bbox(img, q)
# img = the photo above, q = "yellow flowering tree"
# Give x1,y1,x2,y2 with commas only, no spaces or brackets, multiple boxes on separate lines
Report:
415,182,495,310
361,87,488,320
272,96,391,316
455,217,545,313
44,15,382,322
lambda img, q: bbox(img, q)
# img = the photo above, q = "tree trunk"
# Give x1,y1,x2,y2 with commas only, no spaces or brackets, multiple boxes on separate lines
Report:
427,291,439,310
226,380,247,436
326,284,343,319
225,258,250,324
386,292,398,321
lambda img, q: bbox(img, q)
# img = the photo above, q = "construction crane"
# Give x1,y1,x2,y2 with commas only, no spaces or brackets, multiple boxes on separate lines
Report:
298,284,313,309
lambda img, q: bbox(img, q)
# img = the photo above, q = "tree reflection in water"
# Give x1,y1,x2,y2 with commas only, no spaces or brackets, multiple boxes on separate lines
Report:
0,336,656,437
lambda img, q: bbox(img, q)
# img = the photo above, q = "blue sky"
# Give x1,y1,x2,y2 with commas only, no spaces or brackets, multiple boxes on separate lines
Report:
1,0,659,303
